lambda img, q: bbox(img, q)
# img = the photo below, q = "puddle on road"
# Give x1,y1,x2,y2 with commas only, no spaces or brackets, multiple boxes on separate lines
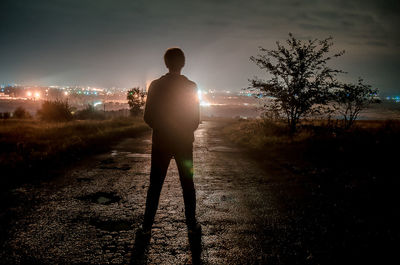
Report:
90,218,133,232
76,177,92,183
126,153,151,158
209,139,223,143
99,164,131,170
111,150,133,157
97,196,112,204
79,192,121,205
107,150,151,159
208,146,240,152
100,158,115,164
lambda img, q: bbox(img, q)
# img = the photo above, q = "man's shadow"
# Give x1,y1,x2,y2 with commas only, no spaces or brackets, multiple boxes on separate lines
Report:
188,228,203,265
129,228,203,265
129,228,151,265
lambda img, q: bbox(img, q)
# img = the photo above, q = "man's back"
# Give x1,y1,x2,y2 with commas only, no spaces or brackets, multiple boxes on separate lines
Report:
141,48,201,249
144,73,199,147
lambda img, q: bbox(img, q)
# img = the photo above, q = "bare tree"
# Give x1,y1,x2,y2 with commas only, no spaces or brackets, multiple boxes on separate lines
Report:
127,87,146,116
249,33,344,133
334,79,379,129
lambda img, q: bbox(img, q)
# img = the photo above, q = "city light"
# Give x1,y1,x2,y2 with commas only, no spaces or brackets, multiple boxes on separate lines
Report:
198,89,211,107
200,101,211,107
27,91,32,97
64,91,69,96
197,90,203,101
34,92,40,98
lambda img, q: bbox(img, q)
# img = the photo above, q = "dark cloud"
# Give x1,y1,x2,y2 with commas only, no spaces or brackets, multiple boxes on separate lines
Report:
0,0,399,95
365,41,388,47
298,23,333,31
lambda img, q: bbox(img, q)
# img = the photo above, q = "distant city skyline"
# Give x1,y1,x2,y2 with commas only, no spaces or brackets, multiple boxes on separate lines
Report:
1,0,399,96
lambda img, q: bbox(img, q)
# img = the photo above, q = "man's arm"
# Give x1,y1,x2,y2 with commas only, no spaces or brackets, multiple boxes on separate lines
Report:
143,81,156,128
191,83,200,131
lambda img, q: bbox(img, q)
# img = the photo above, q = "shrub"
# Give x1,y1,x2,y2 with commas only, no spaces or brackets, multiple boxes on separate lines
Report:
37,100,73,122
1,112,11,119
333,79,380,129
75,104,105,120
13,106,31,119
127,87,146,116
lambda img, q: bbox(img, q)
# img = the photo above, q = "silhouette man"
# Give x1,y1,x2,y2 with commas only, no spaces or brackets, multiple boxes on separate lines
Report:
141,48,201,235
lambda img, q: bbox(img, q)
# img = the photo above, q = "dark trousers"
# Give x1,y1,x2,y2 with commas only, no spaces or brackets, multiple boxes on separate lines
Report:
143,140,196,229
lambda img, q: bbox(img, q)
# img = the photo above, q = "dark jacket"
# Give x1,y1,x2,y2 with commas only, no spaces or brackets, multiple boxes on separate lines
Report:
144,73,200,147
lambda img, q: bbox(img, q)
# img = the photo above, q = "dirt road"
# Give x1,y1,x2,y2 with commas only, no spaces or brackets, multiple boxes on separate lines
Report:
1,121,301,264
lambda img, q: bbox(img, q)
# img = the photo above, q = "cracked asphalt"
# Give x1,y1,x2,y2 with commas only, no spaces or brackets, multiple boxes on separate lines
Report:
1,121,290,264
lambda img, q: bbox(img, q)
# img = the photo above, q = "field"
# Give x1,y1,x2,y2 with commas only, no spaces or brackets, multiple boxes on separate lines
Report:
1,116,399,263
221,118,400,201
222,118,400,163
0,117,150,188
221,118,400,262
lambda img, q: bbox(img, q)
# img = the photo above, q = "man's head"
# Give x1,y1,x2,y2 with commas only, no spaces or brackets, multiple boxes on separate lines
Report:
164,48,185,72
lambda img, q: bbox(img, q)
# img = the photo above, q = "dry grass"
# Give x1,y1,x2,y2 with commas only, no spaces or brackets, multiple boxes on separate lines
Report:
223,118,400,149
221,118,400,263
0,117,149,174
222,118,400,181
222,119,311,150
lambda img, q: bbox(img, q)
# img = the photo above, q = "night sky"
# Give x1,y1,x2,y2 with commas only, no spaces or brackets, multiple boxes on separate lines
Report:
1,0,399,96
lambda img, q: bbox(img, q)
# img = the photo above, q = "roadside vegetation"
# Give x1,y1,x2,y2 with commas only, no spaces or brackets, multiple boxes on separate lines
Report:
75,104,106,120
0,94,150,187
127,87,146,116
0,116,149,188
249,33,379,133
223,118,400,172
37,100,73,122
224,32,395,261
241,33,398,200
222,117,399,263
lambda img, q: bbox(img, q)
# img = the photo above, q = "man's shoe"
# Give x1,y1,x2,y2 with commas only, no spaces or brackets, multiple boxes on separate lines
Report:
188,223,202,236
132,226,152,264
136,226,151,242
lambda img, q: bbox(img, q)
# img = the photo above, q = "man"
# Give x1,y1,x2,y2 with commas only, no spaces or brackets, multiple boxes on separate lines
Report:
141,47,200,235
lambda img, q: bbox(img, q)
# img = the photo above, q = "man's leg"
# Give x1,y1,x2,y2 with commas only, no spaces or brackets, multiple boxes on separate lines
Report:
143,144,171,230
175,145,197,228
